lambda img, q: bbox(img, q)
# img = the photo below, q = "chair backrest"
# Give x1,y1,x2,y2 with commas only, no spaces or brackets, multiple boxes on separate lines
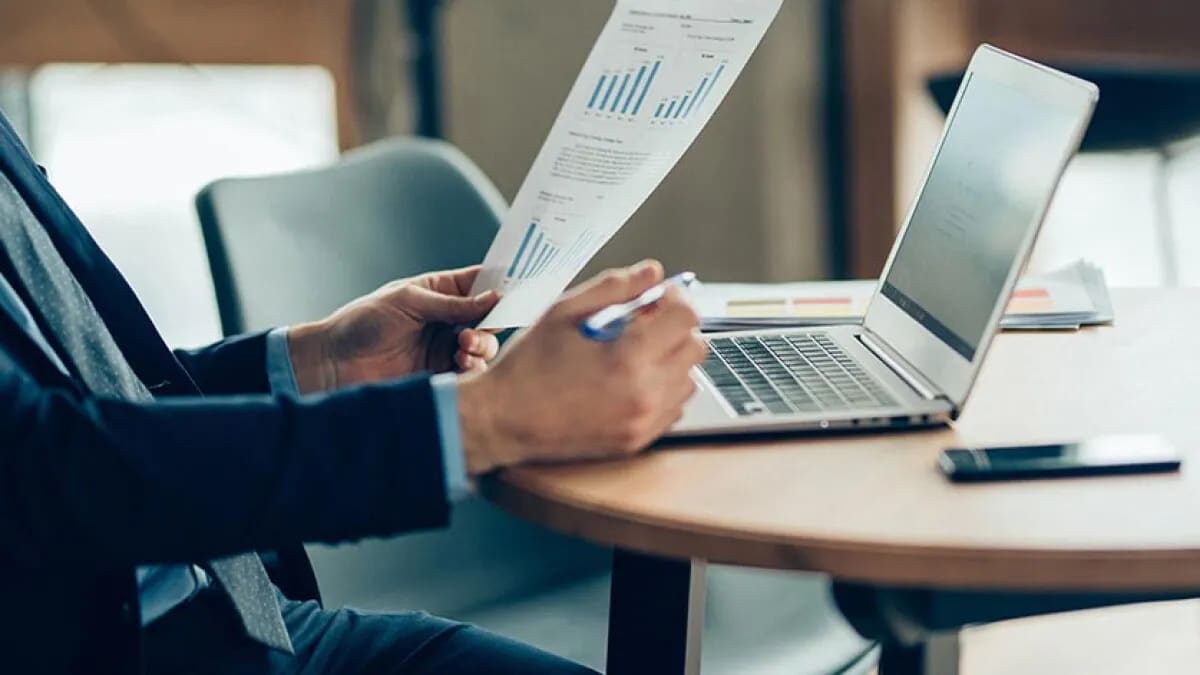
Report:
197,137,507,335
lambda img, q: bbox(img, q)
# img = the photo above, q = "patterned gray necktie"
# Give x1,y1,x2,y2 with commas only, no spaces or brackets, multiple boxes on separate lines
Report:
0,174,292,653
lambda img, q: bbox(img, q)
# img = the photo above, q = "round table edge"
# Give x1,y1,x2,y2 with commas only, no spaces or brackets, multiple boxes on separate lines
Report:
481,470,1200,592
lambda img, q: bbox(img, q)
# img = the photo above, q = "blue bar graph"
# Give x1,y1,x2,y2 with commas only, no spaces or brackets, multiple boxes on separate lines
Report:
519,233,544,278
529,245,550,278
674,95,690,119
693,63,726,113
587,75,607,109
528,250,546,277
682,76,709,118
532,247,560,277
649,61,728,123
586,59,662,118
507,220,569,281
599,76,619,110
631,61,662,115
611,73,632,113
621,65,648,114
507,223,538,278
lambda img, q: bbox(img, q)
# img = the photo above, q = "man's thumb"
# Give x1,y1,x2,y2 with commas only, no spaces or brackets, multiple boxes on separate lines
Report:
554,260,663,319
407,287,500,324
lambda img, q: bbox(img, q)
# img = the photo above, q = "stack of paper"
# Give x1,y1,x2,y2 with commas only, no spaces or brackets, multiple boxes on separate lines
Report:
1002,261,1113,330
695,260,1114,332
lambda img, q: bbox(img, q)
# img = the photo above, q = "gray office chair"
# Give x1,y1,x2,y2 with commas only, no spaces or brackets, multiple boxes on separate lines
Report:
197,138,507,334
196,137,877,673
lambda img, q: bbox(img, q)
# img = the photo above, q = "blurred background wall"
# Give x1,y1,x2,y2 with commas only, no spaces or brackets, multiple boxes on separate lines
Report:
441,0,830,283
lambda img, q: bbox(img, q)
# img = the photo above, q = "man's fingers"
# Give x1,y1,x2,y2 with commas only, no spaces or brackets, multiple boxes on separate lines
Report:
637,378,699,450
674,375,700,406
459,329,500,361
650,333,705,413
421,265,485,297
662,378,699,422
553,260,664,320
456,352,488,373
621,287,700,359
403,286,500,324
659,333,708,372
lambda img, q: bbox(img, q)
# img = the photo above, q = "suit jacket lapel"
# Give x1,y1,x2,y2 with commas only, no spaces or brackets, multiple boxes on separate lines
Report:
0,182,81,387
0,303,79,390
0,114,200,396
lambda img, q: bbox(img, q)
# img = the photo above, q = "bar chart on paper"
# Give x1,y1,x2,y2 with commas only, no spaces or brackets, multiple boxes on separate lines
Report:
585,49,664,120
503,219,599,285
651,56,727,124
506,222,559,281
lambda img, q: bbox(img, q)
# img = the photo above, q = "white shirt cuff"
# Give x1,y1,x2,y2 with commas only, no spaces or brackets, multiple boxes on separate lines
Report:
430,373,472,502
265,327,301,396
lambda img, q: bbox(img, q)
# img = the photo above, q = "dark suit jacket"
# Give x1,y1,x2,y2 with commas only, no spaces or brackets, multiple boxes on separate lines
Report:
0,114,452,673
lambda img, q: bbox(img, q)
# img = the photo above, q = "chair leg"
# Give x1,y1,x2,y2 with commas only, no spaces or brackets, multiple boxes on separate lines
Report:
878,632,961,675
1153,148,1180,287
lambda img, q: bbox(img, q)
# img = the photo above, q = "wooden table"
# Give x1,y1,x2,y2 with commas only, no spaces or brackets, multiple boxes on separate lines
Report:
482,289,1200,674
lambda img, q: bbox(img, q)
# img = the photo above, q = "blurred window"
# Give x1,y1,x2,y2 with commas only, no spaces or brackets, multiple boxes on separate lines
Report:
1030,151,1200,287
27,64,338,346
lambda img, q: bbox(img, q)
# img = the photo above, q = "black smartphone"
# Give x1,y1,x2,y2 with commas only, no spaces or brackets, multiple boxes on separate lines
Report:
939,435,1182,483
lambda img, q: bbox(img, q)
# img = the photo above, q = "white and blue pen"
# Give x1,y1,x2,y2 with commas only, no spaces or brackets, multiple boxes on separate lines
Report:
580,272,698,342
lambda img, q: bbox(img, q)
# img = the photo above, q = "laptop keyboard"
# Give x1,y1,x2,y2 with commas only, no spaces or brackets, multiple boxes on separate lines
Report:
701,334,897,417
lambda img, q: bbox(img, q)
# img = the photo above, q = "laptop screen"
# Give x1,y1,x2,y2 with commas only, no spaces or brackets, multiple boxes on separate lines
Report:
879,73,1082,361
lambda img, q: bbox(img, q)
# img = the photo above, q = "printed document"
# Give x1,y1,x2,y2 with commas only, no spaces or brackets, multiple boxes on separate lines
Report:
472,0,784,328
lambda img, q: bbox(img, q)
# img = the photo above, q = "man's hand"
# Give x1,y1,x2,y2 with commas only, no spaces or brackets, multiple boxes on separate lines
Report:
457,260,707,475
287,266,501,394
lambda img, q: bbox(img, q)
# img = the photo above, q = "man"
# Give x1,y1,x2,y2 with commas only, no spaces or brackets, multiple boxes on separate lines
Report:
0,107,705,674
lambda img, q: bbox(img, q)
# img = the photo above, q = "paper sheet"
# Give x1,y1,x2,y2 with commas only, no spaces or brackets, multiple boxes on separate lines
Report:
1006,264,1095,319
471,0,785,329
692,280,877,325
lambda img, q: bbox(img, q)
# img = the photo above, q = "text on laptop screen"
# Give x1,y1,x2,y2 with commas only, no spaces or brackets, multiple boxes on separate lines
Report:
880,74,1080,360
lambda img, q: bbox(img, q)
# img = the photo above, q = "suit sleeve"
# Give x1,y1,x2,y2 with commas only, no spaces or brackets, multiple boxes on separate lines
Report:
172,331,273,396
0,348,451,574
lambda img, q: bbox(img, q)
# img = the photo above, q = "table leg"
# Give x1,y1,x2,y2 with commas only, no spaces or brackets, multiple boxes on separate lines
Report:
879,633,960,675
606,550,707,675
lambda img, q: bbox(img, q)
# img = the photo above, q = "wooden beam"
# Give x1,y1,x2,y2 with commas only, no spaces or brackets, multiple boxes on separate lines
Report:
842,0,900,278
968,0,1200,66
0,0,364,148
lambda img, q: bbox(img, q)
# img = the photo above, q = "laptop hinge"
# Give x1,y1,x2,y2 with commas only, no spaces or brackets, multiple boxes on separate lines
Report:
859,330,942,402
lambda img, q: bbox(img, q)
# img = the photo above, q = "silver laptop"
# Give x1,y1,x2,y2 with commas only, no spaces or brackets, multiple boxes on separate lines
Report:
671,45,1098,438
